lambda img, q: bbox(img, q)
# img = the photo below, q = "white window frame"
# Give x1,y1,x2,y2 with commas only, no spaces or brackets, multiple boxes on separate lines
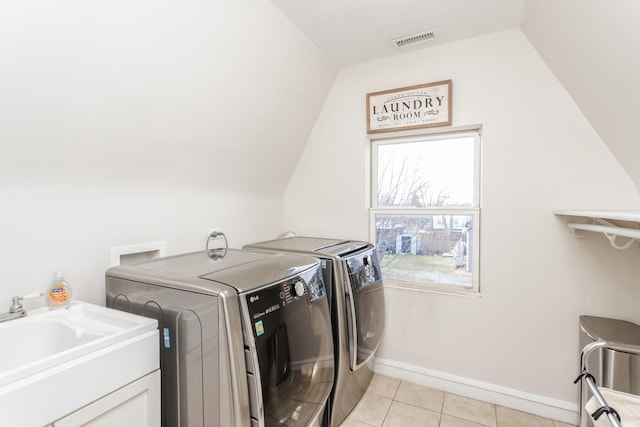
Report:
368,124,482,296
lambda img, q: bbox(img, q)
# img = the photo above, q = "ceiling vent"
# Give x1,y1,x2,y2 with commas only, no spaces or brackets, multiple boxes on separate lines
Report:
391,29,438,48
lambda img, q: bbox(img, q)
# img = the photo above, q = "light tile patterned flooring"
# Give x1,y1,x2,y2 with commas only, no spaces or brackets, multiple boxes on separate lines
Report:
340,374,576,427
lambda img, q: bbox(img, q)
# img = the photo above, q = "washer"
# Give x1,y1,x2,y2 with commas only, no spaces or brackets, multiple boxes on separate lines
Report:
106,249,334,427
243,237,385,427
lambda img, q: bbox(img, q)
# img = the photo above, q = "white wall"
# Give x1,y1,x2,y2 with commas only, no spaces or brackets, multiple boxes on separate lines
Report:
521,0,640,194
0,0,337,307
285,28,640,408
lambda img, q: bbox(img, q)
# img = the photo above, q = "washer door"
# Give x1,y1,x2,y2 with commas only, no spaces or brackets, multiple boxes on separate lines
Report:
344,248,385,370
242,266,334,427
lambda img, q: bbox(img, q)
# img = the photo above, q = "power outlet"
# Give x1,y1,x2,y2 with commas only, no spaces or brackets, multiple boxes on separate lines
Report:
207,226,223,237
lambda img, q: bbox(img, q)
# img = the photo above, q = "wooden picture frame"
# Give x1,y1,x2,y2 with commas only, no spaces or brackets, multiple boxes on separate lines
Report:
366,80,452,134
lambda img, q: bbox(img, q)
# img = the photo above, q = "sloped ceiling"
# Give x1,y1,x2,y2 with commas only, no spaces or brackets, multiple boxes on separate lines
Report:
269,0,525,66
0,0,338,196
271,0,640,194
520,0,640,194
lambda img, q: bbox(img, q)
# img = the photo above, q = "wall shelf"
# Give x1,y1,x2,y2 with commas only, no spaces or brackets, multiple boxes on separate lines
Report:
554,210,640,250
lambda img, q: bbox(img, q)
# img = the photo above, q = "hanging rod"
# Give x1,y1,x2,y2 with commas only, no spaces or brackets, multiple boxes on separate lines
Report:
554,210,640,250
567,223,640,250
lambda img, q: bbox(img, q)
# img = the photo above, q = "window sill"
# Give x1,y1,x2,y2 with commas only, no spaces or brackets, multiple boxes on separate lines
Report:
383,279,481,297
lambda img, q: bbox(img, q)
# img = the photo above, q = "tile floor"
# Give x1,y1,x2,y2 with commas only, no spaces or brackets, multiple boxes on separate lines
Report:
340,374,576,427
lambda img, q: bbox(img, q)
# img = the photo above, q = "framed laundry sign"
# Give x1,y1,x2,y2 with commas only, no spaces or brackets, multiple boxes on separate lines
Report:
366,80,452,134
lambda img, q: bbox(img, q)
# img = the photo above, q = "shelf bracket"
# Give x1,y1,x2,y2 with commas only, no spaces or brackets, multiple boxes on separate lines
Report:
603,232,637,250
597,218,637,250
569,224,591,240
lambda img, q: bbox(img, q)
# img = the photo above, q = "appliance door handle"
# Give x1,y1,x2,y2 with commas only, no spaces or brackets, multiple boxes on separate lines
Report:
341,265,360,371
273,325,290,385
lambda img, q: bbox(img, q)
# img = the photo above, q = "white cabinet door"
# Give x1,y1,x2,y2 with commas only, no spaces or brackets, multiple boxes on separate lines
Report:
54,370,160,427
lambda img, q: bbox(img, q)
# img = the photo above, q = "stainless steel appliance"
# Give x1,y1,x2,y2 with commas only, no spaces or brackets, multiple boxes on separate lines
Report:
243,237,385,427
106,249,334,427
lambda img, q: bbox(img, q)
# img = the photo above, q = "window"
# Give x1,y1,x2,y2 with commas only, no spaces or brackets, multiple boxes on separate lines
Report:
369,127,481,294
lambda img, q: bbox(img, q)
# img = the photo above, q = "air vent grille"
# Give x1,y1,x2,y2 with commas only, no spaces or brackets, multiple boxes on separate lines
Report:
391,29,438,48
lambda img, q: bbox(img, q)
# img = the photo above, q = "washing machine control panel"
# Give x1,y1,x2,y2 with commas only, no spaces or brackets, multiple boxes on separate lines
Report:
303,267,327,302
277,279,301,306
247,267,327,315
279,272,326,305
294,281,305,297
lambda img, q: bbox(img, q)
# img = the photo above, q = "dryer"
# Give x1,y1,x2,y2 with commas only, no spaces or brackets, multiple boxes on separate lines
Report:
105,249,334,427
243,237,385,427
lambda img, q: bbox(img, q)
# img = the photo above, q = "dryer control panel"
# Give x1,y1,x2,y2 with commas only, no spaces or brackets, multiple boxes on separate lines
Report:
345,249,383,292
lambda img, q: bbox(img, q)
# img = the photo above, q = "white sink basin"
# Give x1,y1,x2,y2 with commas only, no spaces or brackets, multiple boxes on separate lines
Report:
0,301,157,388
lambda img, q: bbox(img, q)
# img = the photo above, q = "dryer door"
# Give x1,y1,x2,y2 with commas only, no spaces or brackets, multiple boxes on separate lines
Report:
344,247,385,370
242,266,334,427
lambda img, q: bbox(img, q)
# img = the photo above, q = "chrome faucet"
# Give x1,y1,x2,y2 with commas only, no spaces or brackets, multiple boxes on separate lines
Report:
0,293,44,323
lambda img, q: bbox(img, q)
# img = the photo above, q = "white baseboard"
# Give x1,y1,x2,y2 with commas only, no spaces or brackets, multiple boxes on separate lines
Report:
374,357,580,426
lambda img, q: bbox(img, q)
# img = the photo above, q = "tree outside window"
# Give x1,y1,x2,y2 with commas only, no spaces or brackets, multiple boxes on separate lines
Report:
370,129,480,293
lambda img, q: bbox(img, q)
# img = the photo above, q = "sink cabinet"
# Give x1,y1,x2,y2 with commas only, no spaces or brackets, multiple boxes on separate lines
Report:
53,370,160,426
0,302,159,426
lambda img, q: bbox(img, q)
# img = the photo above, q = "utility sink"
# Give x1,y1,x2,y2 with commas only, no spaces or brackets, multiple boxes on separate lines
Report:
0,301,157,388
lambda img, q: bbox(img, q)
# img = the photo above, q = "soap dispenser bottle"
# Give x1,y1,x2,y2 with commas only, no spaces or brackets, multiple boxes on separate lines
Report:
47,271,72,309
